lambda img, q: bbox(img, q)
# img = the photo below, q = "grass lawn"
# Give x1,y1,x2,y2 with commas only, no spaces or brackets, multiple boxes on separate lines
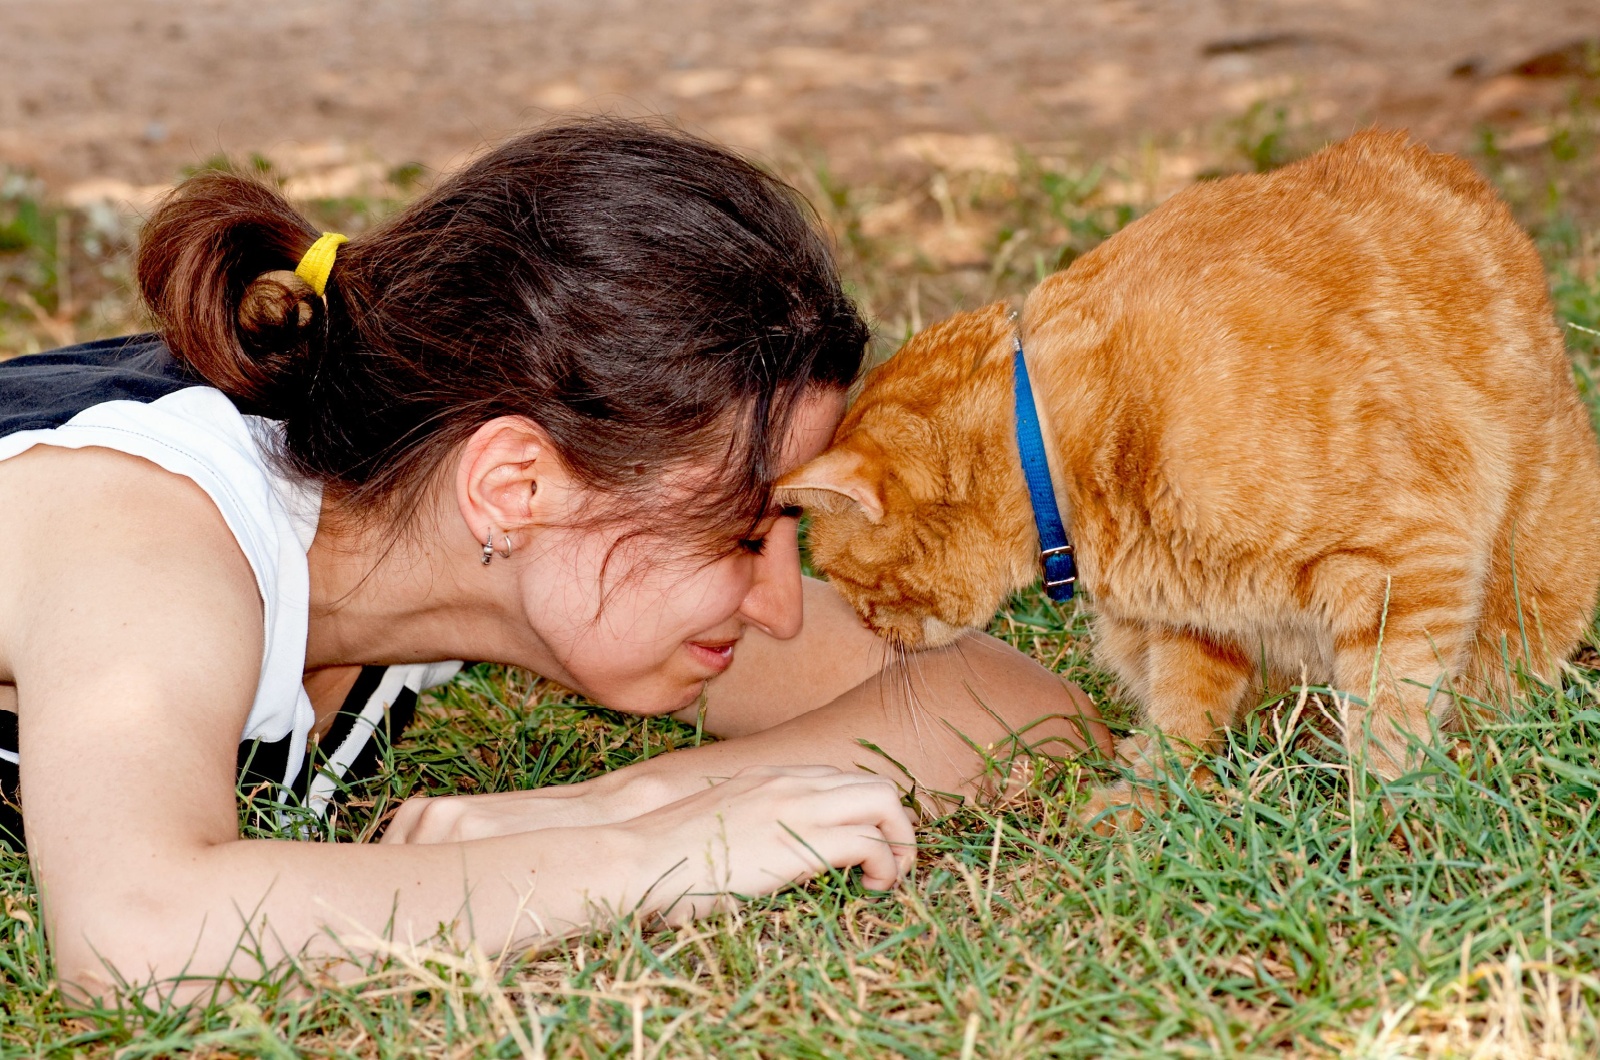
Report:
2,100,1600,1056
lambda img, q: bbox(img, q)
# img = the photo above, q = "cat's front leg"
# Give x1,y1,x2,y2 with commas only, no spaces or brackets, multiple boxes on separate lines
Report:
1079,623,1253,833
1331,602,1469,781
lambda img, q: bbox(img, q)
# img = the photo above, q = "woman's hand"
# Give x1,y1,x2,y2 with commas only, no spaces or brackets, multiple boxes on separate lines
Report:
386,764,915,919
610,764,916,922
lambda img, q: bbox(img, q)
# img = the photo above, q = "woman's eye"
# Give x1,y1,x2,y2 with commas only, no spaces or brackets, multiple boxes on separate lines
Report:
737,508,800,556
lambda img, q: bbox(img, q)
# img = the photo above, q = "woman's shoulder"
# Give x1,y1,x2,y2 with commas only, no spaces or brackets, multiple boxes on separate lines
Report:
0,337,320,667
1,334,318,555
0,440,256,554
0,338,322,744
0,441,266,682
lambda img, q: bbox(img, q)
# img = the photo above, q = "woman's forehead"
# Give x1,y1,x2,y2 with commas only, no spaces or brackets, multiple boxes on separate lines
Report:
780,388,848,474
634,387,848,515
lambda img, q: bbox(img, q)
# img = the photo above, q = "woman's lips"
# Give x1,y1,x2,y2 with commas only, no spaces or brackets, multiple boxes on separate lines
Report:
685,638,738,675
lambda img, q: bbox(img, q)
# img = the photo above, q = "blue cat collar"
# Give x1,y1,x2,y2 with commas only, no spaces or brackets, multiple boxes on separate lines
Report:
1013,334,1077,601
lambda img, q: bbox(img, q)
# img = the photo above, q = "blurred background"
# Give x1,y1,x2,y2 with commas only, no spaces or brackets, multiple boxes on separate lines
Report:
3,0,1600,357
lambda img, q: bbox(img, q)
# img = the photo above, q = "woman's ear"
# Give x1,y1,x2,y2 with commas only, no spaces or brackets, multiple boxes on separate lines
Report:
456,416,563,550
775,446,885,523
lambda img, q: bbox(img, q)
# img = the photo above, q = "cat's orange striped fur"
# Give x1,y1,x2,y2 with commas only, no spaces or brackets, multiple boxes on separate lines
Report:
780,130,1600,824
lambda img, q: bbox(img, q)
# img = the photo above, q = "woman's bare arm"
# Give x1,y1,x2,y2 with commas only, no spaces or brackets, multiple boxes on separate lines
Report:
629,624,1109,805
692,575,1106,753
0,448,912,997
388,577,1110,842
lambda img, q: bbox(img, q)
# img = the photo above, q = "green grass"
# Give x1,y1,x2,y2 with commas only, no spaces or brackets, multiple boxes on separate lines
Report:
3,99,1600,1055
7,653,1600,1056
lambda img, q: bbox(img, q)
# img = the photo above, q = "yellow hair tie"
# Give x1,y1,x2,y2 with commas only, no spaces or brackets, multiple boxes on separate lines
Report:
294,232,348,297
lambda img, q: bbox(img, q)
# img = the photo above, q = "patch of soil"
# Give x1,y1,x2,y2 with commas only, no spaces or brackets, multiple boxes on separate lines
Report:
2,0,1598,197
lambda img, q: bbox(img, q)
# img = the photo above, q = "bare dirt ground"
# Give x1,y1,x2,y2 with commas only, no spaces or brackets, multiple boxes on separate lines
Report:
3,0,1599,199
3,0,1599,356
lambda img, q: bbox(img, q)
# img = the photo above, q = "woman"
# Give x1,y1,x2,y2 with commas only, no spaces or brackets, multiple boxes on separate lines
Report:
0,119,1106,996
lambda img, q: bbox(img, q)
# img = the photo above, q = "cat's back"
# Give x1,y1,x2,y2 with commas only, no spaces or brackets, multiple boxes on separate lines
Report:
1032,129,1556,384
1025,130,1588,509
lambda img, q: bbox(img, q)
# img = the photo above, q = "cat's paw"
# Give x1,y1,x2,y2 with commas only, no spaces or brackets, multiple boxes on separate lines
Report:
1076,781,1151,834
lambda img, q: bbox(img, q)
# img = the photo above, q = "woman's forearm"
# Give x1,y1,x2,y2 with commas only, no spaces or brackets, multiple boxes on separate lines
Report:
606,631,1110,816
52,827,627,998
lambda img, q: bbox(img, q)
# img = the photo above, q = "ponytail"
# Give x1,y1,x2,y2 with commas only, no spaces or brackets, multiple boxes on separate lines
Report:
135,172,328,418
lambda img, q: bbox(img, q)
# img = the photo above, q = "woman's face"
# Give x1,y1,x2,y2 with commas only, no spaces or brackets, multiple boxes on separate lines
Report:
516,389,847,714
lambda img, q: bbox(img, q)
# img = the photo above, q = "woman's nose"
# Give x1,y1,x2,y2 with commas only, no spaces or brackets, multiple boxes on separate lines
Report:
739,520,804,640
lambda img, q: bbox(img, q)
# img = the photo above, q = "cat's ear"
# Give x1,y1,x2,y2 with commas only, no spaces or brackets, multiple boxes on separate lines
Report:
776,447,886,523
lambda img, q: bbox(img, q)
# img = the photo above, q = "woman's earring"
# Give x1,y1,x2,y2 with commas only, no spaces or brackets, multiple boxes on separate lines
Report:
498,533,513,560
481,526,496,566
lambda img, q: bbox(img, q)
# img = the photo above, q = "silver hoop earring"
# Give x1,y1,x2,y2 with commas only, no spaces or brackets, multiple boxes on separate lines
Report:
498,534,513,560
481,526,496,566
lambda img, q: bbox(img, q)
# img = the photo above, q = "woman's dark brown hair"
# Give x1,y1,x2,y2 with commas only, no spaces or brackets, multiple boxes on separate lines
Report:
136,118,868,549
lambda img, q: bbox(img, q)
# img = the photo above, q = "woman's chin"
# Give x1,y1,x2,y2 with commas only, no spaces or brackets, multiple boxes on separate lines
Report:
660,680,710,715
595,679,707,718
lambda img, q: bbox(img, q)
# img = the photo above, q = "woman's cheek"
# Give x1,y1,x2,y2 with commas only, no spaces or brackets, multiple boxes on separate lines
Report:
707,558,761,624
654,556,747,627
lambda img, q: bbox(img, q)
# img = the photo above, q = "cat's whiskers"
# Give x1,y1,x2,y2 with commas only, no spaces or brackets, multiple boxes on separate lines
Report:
878,634,928,751
895,636,957,768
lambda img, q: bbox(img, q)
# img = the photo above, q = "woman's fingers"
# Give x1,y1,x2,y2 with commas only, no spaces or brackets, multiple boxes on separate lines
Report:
382,792,509,845
380,798,426,844
804,780,916,888
858,797,917,887
851,835,903,891
724,770,914,887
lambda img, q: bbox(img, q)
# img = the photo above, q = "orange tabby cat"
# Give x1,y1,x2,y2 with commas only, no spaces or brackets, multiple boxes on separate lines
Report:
779,130,1600,823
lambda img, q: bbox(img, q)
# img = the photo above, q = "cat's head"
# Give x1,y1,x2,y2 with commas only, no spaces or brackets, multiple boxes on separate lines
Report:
777,304,1039,649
